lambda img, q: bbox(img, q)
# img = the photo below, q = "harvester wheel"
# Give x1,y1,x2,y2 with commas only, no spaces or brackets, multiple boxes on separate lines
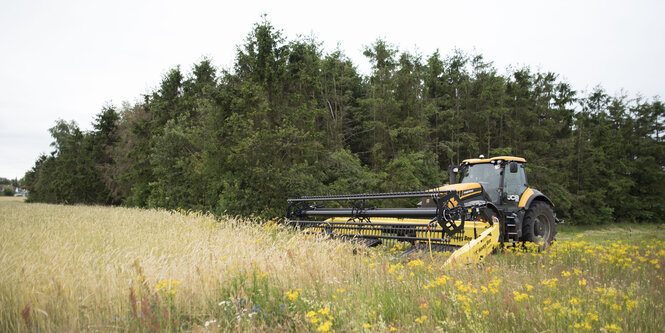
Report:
522,201,556,247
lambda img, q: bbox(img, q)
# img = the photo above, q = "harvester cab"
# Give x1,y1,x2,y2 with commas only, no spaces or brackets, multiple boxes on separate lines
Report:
451,156,557,245
286,156,557,267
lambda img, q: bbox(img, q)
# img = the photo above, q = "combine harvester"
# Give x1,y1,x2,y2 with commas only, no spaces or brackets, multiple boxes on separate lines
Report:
286,156,559,268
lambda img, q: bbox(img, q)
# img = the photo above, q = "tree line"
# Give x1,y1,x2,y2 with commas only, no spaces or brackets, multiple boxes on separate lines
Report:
22,20,665,224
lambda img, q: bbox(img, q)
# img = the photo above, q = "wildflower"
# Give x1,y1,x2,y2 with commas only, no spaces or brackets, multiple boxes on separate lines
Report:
317,320,332,332
455,280,470,293
363,323,371,329
390,327,398,331
307,311,320,324
561,270,571,277
525,283,533,291
625,299,637,311
285,289,299,301
407,259,424,268
513,291,528,302
414,315,427,324
541,278,558,288
388,263,403,275
579,278,587,286
604,323,622,332
482,310,490,316
587,312,599,322
569,297,581,305
318,307,330,316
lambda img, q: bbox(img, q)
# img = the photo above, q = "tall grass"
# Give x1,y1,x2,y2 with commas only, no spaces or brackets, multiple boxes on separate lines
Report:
1,197,663,332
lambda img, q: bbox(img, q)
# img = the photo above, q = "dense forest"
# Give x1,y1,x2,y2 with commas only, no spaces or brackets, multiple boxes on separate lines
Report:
22,21,665,224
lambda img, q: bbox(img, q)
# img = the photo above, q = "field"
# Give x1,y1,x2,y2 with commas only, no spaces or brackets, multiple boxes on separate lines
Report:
1,197,664,332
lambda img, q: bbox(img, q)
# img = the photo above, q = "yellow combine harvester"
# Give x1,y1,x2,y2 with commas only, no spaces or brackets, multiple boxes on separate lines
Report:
286,156,558,267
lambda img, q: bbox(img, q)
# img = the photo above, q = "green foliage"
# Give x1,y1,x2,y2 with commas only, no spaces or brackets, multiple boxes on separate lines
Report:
22,19,665,224
2,186,14,196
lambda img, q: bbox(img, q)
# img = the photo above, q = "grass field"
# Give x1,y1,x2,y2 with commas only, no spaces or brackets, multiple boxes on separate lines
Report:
1,196,664,332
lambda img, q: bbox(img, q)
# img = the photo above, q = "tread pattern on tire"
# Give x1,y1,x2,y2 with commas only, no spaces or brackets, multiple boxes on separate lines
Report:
522,201,557,245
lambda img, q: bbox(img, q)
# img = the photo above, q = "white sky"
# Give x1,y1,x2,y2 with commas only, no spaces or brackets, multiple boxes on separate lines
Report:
1,0,664,180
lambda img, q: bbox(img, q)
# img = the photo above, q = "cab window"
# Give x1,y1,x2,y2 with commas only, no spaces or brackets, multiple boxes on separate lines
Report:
503,163,528,198
459,163,502,202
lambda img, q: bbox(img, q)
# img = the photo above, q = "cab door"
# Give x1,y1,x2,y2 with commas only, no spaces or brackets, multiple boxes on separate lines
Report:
502,162,528,206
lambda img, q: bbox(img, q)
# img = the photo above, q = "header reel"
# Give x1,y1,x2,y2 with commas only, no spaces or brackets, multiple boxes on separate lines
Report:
286,190,496,247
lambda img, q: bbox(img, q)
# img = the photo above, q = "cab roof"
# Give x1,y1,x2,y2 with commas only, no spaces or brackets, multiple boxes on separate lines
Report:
462,156,526,164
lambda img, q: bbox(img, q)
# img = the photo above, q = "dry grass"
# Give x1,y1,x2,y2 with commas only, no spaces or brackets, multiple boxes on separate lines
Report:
1,197,664,332
0,197,367,331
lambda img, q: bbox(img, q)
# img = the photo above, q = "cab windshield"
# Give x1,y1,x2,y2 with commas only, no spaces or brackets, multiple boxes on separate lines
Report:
459,163,501,202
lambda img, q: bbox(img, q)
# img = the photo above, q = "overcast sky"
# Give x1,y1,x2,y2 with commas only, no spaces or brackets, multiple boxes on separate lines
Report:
1,0,664,180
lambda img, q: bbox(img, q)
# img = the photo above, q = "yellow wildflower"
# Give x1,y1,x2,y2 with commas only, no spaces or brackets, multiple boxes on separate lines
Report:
363,323,371,329
388,263,403,275
513,291,528,302
579,278,587,286
317,321,332,332
286,289,299,301
407,259,424,268
604,323,622,332
625,299,637,311
307,311,320,324
561,270,571,277
525,283,533,291
587,312,599,322
542,278,558,288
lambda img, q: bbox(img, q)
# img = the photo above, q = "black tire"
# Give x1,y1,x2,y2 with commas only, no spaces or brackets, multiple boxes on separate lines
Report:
522,201,556,247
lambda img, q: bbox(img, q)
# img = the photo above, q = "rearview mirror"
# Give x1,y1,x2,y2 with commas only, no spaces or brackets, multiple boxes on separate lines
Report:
509,162,518,173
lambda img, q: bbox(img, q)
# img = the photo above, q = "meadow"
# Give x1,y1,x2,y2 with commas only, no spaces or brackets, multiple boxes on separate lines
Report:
1,196,664,332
